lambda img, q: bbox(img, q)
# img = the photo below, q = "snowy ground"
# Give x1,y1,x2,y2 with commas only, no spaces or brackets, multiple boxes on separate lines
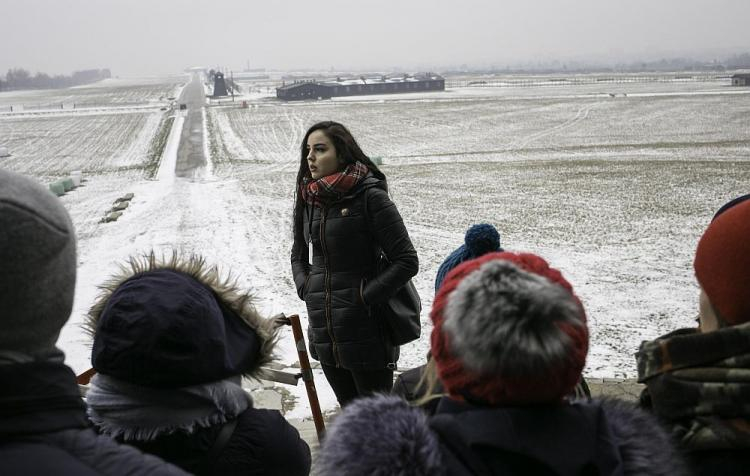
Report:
0,76,185,110
2,74,750,419
207,76,750,384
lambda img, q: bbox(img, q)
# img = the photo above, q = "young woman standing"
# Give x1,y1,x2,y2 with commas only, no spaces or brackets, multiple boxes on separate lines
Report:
291,121,418,407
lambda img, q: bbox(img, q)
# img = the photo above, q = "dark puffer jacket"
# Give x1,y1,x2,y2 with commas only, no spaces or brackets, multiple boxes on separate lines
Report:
125,407,311,476
316,395,690,476
0,361,187,476
291,175,418,370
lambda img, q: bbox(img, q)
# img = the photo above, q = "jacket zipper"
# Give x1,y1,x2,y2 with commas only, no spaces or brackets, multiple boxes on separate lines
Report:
319,206,341,367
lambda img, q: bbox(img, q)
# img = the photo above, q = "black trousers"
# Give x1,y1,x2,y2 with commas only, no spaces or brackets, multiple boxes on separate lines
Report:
321,364,393,407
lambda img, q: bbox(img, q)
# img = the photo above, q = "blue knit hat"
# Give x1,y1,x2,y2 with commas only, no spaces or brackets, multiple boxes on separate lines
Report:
434,224,502,292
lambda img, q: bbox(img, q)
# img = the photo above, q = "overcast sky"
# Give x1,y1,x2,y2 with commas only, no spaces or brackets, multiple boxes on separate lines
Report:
1,0,748,77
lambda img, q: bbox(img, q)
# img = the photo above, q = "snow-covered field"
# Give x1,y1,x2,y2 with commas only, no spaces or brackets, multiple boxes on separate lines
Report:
207,76,750,382
0,112,163,179
0,76,185,110
2,74,750,417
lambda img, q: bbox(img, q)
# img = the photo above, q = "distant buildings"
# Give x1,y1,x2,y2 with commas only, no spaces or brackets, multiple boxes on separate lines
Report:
276,73,445,101
276,81,326,101
731,73,750,86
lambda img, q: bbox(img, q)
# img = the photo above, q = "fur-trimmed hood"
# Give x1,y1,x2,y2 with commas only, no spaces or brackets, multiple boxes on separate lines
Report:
85,251,277,387
316,395,688,476
316,395,443,476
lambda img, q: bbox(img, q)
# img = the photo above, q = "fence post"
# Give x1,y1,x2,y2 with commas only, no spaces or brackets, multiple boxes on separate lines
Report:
273,313,325,442
288,314,325,441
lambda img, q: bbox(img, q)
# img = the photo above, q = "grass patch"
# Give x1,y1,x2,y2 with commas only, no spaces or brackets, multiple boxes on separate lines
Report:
205,108,232,165
278,386,298,415
145,113,174,178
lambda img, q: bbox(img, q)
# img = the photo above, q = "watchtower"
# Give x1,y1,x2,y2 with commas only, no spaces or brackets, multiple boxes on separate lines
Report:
213,72,228,97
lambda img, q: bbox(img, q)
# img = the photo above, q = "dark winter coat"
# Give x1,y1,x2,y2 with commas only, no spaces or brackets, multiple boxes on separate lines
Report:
124,407,311,476
0,361,187,476
315,394,689,476
291,175,419,370
637,323,750,476
391,363,444,415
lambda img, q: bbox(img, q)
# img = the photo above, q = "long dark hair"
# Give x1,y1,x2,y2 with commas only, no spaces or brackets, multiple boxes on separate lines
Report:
292,121,386,242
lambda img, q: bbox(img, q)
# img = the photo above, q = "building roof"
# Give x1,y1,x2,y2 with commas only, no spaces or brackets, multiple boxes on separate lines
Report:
732,73,750,79
277,73,444,90
323,73,444,86
276,80,322,91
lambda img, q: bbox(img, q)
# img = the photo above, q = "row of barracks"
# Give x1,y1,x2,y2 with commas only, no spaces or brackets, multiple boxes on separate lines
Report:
276,73,445,101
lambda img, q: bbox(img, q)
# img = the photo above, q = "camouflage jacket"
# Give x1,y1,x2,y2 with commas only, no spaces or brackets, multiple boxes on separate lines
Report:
636,322,750,452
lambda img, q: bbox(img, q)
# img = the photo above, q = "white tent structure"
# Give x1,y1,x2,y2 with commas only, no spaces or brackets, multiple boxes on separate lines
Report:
0,146,10,158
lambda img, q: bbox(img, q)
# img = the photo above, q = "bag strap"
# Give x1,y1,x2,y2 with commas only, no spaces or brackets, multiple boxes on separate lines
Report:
198,417,239,474
362,186,372,234
362,186,386,261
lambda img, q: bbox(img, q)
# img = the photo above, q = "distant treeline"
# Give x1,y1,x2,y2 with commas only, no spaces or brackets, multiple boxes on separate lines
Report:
0,68,111,91
623,53,750,73
445,53,750,76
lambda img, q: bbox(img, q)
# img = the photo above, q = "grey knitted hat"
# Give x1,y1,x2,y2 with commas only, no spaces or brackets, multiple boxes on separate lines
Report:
0,169,77,355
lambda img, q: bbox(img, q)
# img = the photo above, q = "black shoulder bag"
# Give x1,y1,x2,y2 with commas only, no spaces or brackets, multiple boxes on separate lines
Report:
363,187,422,346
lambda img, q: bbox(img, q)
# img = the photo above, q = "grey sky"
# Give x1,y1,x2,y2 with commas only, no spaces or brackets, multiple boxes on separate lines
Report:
1,0,748,76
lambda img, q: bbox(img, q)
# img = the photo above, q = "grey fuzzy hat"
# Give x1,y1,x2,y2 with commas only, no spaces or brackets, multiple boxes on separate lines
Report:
0,169,76,355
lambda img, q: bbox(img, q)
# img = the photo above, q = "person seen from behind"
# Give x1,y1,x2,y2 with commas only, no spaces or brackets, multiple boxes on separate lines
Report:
318,251,687,475
392,223,503,414
290,121,418,407
0,168,187,476
85,251,311,476
636,194,750,476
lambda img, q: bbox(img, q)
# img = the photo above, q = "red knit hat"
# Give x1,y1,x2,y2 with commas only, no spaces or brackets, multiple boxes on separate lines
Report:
694,197,750,325
430,252,588,405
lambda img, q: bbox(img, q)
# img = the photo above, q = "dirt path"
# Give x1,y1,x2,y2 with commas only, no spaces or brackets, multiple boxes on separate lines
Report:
175,74,209,178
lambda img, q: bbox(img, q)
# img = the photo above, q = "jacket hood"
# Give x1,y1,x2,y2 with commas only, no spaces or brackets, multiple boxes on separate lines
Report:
316,395,687,476
85,251,277,387
316,394,444,476
343,173,386,200
595,397,689,476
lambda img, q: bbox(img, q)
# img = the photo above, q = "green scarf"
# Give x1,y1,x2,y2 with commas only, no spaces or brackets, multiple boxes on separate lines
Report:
636,322,750,451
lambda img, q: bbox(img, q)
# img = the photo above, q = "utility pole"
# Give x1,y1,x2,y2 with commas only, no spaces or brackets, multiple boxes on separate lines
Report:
231,70,235,102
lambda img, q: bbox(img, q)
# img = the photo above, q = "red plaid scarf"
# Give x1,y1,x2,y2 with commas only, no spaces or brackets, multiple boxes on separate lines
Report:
301,161,369,207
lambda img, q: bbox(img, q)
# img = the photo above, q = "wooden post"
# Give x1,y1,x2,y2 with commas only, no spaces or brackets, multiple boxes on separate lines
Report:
76,367,97,385
284,314,326,441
